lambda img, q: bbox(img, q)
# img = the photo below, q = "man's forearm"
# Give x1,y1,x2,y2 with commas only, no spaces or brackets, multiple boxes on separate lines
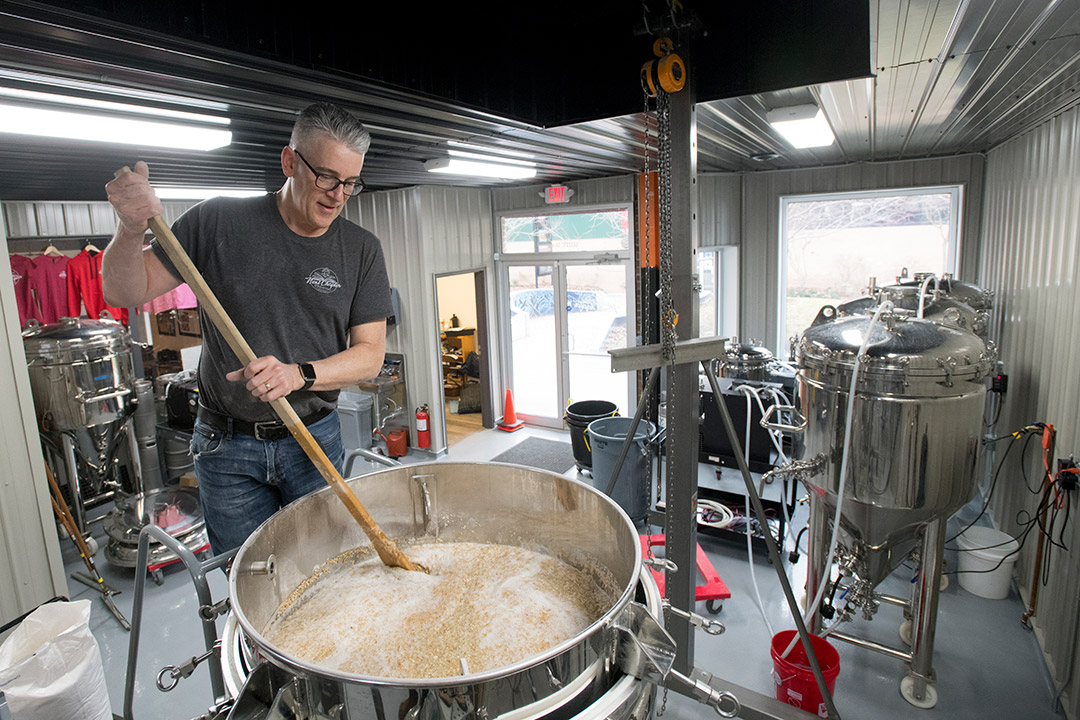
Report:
302,339,385,392
101,229,152,308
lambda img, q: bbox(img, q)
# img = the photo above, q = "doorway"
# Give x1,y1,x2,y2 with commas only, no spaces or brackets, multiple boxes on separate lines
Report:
496,205,635,428
503,259,633,427
435,270,492,447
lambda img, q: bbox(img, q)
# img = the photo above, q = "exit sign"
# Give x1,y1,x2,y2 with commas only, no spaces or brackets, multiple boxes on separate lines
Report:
543,185,574,204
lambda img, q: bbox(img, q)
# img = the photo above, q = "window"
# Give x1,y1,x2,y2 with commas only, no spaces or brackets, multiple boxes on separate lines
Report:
500,209,630,254
698,246,739,339
780,186,962,344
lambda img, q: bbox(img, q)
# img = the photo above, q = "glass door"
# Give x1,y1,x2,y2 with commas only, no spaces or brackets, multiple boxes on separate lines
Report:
507,263,561,421
564,262,628,409
505,259,631,427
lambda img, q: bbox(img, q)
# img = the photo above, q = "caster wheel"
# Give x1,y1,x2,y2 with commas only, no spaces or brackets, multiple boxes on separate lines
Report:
83,535,99,556
899,620,912,646
706,599,723,614
900,675,938,708
151,569,164,586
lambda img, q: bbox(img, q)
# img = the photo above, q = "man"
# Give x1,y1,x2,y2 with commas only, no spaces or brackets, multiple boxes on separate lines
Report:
104,103,393,554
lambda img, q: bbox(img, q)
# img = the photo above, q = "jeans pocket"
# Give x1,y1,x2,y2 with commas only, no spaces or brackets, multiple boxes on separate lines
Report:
190,421,226,459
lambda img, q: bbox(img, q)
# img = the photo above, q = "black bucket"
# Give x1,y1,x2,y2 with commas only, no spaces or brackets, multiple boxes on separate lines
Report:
564,400,619,470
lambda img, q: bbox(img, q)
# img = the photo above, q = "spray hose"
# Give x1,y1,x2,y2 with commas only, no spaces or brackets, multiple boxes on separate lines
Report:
782,300,895,659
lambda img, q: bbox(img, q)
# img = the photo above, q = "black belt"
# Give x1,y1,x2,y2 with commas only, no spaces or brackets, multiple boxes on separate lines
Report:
196,404,334,442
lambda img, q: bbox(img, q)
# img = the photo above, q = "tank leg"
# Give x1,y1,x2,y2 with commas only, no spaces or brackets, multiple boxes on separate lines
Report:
903,517,944,708
805,495,830,633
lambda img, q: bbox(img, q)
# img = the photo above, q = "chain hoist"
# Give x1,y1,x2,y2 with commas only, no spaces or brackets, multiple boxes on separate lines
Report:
641,37,684,509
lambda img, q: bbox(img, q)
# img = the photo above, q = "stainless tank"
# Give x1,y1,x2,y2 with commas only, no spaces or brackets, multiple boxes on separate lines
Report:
22,317,135,430
719,339,773,382
229,462,644,720
796,311,994,584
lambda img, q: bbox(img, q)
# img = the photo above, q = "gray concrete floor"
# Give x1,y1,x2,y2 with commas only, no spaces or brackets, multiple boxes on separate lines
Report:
52,425,1064,720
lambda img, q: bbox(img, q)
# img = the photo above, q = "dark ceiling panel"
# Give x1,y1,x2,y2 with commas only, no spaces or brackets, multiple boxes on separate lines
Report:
23,0,871,127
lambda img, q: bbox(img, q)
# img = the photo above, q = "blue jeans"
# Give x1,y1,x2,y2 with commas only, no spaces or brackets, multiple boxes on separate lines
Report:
189,411,344,555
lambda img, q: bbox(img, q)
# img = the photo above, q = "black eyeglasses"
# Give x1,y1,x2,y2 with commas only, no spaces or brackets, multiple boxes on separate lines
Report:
294,150,365,196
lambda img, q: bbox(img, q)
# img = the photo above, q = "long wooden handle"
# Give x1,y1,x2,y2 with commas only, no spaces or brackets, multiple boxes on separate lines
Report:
44,462,100,580
119,168,418,571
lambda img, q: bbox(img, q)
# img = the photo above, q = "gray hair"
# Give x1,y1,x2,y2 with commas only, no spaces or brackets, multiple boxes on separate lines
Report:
290,102,371,155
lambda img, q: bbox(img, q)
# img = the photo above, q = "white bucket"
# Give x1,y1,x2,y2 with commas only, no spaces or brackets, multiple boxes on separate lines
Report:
956,525,1020,599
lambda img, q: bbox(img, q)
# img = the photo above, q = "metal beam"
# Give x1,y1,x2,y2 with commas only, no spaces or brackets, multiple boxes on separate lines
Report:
663,28,700,674
609,336,727,373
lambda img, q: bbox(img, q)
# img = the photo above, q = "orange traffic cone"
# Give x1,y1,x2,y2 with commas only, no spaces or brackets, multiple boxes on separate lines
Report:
497,389,524,432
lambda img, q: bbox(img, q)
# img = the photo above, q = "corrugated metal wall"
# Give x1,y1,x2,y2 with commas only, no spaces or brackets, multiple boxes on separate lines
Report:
0,205,67,625
732,155,986,350
2,201,196,238
348,186,494,453
698,174,742,248
980,105,1080,718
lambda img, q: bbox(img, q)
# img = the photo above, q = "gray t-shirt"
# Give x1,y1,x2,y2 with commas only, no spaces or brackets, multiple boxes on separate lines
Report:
150,194,392,422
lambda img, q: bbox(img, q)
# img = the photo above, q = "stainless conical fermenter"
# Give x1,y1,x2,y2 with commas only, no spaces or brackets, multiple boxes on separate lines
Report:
795,307,995,708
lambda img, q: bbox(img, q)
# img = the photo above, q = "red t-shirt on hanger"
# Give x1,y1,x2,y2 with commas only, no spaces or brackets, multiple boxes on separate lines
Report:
67,249,128,324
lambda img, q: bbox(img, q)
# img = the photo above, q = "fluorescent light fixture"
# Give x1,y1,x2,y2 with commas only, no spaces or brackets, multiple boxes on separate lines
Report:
425,156,537,180
446,141,536,161
156,188,266,200
765,104,835,149
0,88,232,151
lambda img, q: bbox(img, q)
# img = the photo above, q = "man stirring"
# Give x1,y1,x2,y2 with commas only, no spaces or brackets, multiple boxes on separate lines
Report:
104,103,393,554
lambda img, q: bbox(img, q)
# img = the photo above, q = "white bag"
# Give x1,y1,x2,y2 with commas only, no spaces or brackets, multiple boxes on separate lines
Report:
0,599,112,720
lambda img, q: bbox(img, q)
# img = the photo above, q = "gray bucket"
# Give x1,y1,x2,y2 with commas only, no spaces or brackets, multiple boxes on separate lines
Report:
586,416,655,522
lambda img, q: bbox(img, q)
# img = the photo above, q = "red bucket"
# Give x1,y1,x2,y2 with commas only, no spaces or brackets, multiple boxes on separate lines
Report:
770,630,840,717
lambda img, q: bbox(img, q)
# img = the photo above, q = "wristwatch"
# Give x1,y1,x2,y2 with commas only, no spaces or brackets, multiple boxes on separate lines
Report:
298,363,316,391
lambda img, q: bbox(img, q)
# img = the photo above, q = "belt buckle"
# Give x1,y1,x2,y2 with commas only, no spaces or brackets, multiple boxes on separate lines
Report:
254,420,288,442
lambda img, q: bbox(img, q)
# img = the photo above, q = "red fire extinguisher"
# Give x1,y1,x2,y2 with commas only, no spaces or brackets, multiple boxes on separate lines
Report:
416,404,430,449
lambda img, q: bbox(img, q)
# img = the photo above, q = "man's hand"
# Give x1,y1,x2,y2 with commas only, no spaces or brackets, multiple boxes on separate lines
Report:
226,356,304,402
105,161,163,239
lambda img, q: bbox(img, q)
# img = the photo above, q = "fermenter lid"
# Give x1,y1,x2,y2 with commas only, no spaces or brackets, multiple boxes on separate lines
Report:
723,338,773,364
798,312,992,376
22,317,129,355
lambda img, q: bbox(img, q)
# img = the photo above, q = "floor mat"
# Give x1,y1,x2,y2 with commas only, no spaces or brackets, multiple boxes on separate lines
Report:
490,437,575,474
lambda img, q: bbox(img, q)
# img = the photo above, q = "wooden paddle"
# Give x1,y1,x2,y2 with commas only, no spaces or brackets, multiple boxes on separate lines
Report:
115,168,420,572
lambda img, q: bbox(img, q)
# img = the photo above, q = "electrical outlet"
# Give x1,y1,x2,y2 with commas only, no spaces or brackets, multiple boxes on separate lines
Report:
1058,457,1078,492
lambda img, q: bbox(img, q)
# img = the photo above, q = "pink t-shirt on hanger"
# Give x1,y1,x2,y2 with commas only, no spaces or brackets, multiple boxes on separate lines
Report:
28,254,71,324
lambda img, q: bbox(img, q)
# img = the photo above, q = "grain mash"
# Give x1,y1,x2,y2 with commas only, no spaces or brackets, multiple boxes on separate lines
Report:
264,541,615,678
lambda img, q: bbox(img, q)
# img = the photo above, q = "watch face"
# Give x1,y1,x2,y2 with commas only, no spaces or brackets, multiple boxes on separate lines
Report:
301,363,316,382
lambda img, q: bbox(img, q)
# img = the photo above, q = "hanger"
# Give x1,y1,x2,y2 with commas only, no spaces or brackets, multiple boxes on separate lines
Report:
84,240,101,254
43,244,64,257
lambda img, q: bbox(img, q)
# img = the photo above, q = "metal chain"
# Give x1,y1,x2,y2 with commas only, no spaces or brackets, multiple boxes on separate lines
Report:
643,91,654,355
657,88,677,504
657,686,669,717
642,89,663,509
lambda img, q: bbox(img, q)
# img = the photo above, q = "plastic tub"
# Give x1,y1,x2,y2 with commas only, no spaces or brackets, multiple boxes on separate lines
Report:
770,630,840,718
564,400,618,469
586,416,654,522
956,525,1020,599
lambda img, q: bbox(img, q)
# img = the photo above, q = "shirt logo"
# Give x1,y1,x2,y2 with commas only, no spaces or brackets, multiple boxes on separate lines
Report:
59,271,67,279
12,270,22,284
306,267,341,294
